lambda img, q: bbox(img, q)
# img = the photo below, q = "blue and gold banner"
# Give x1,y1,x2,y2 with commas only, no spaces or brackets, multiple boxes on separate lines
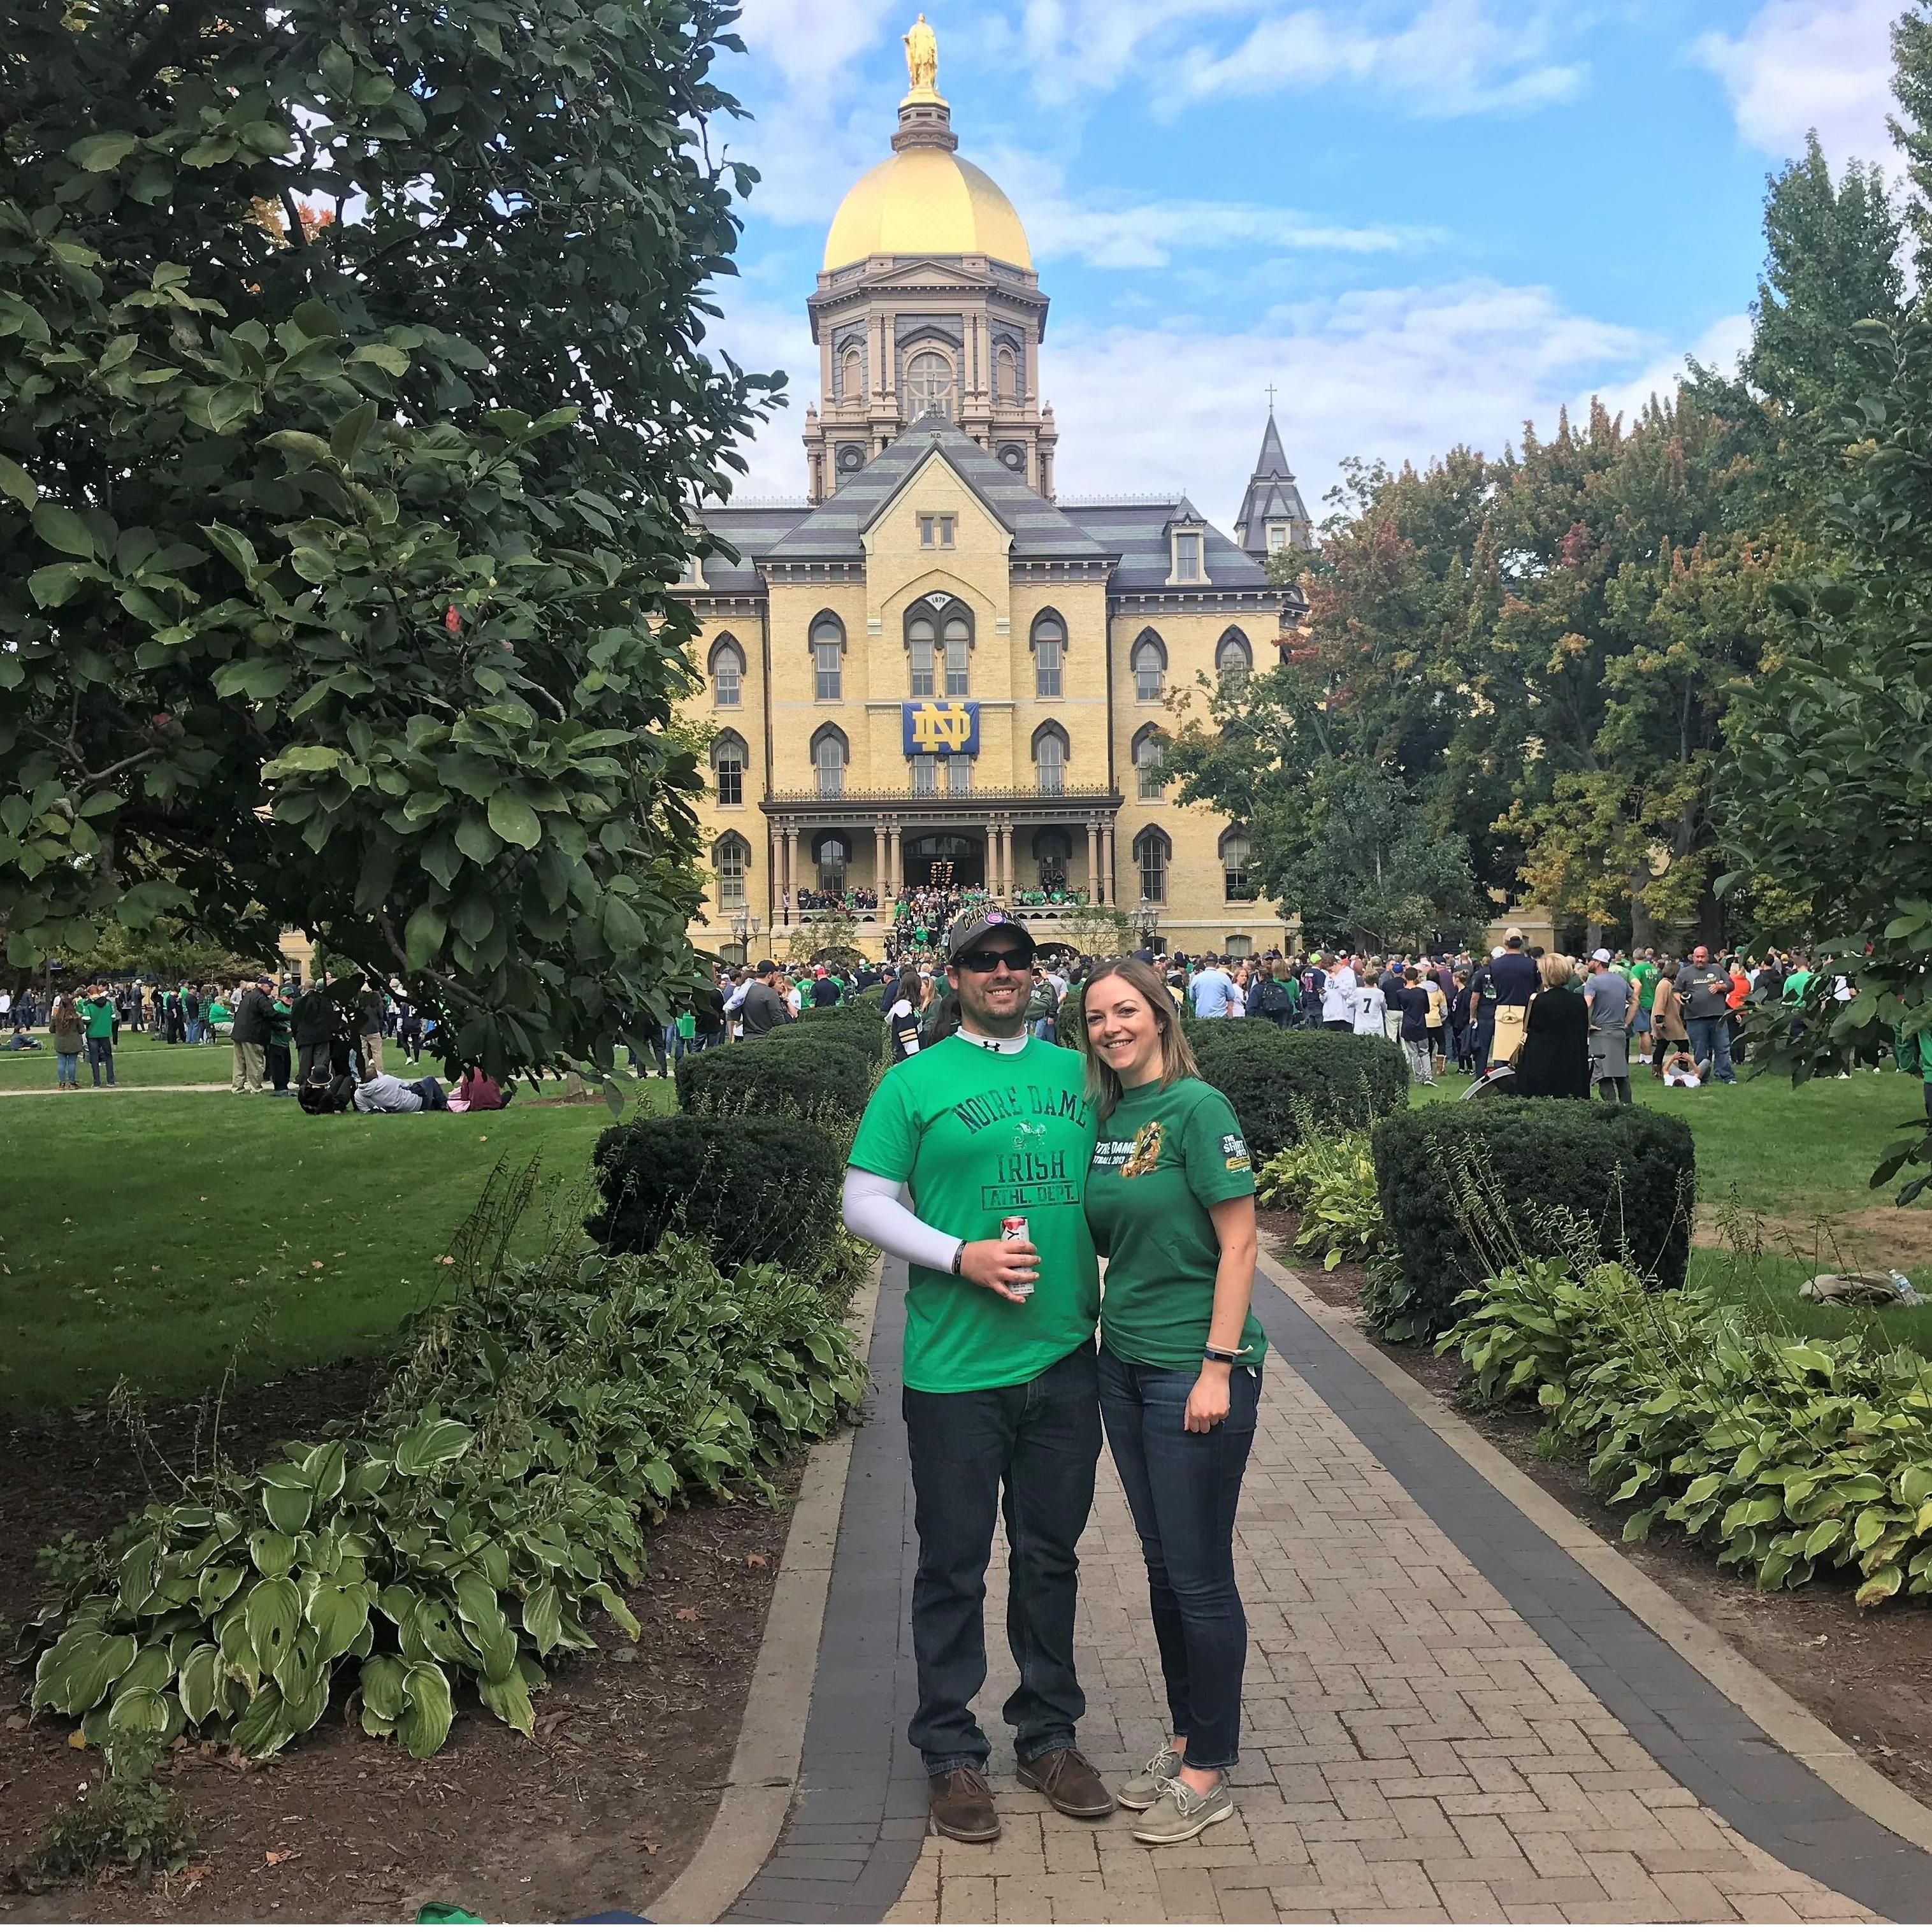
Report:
902,700,979,757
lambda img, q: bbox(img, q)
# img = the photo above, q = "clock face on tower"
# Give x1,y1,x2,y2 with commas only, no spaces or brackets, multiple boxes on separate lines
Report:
998,443,1026,472
837,443,865,474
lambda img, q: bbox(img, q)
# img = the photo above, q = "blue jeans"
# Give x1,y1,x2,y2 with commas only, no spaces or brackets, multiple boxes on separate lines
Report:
1098,1346,1260,1771
86,1037,115,1086
902,1341,1101,1775
1687,1016,1734,1083
56,1051,78,1083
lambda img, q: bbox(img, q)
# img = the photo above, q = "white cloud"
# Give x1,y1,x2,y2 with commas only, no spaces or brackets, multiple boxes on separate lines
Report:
1691,0,1898,168
707,276,1712,532
1582,311,1753,427
1002,0,1585,118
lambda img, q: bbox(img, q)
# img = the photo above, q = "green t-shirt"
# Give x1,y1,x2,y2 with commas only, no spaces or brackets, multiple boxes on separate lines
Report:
80,996,115,1040
1630,961,1659,1011
849,1034,1100,1395
1086,1076,1266,1373
1785,968,1814,1001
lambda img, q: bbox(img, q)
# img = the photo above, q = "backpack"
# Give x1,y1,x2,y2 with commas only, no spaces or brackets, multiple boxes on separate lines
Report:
299,1072,356,1115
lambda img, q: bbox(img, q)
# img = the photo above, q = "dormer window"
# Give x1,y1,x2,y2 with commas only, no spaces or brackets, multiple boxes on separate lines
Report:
919,514,956,549
1267,523,1290,552
1172,530,1202,582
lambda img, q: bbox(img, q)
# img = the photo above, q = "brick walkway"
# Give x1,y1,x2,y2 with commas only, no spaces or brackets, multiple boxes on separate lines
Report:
731,1263,1932,1923
883,1348,1870,1925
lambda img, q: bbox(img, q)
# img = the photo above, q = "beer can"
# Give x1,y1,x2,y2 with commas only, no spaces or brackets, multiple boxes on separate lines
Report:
1000,1215,1030,1244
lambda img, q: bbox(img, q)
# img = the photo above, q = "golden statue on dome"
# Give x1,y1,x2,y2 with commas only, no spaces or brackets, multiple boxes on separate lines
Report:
903,12,941,100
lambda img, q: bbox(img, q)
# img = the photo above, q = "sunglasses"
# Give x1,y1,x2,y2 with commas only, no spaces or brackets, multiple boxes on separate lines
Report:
955,946,1035,974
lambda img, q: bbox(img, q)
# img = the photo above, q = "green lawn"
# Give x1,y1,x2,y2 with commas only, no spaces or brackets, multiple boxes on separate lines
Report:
0,1084,671,1413
0,1032,663,1093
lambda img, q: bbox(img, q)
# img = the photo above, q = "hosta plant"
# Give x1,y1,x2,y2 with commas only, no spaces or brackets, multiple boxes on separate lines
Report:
1442,1258,1932,1606
24,1227,867,1761
1256,1122,1389,1272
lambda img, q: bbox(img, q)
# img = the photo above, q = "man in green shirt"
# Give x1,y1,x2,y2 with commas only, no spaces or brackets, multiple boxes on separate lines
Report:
79,984,117,1087
843,909,1113,1843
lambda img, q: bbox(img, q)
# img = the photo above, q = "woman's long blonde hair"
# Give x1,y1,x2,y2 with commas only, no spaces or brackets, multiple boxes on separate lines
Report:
1078,956,1200,1117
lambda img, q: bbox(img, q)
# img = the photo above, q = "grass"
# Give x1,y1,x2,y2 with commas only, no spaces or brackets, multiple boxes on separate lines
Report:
0,1081,672,1413
0,1032,662,1093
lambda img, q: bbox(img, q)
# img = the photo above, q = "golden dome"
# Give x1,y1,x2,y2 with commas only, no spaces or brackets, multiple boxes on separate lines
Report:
823,147,1032,272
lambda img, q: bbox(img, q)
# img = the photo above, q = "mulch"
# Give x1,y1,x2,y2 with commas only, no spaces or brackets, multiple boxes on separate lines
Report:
1258,1209,1932,1813
0,1362,798,1921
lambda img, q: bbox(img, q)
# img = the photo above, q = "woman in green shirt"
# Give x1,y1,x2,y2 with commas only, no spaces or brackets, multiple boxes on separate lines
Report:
1079,955,1262,1847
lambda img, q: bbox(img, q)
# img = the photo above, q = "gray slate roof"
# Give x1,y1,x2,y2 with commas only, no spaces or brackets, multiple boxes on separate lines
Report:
1058,501,1271,593
759,415,1111,564
1234,408,1313,557
693,416,1276,595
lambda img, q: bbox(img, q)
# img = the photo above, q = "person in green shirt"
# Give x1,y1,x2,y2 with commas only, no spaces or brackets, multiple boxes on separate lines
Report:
1078,954,1261,1849
79,984,117,1087
842,909,1113,1845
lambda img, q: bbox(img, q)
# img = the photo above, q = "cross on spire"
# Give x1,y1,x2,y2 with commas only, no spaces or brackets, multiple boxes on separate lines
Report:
1264,383,1277,412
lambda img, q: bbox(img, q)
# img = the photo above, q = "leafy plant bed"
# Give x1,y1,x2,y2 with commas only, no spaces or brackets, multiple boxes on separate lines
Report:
1,1473,799,1918
1252,1221,1932,1815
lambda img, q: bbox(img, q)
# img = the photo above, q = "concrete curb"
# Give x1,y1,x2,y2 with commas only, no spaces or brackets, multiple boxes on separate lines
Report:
648,1258,884,1925
1257,1244,1932,1861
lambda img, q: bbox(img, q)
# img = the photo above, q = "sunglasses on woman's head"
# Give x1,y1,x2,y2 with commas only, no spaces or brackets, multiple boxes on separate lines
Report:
955,946,1034,973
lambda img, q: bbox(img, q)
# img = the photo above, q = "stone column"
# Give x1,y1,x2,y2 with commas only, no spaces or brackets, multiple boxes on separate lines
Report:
784,824,799,913
984,819,998,897
1086,820,1100,903
874,822,888,902
1000,821,1014,898
886,821,901,901
1101,823,1116,907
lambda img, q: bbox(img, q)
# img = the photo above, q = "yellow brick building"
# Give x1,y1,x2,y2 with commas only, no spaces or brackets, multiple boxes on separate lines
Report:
679,24,1313,962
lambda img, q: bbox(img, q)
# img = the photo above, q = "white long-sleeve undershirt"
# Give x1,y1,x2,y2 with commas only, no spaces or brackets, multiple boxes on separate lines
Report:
842,1167,960,1273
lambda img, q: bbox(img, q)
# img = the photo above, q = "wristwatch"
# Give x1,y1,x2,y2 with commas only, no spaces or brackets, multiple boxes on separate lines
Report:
1202,1344,1243,1365
951,1239,966,1276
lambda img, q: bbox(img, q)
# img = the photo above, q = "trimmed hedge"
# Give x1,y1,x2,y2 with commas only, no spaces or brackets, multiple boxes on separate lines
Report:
674,1025,875,1124
1181,1020,1409,1158
588,1115,844,1273
1368,1099,1696,1340
797,995,886,1054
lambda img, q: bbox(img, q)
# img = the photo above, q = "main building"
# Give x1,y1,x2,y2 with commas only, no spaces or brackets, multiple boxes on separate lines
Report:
679,18,1315,960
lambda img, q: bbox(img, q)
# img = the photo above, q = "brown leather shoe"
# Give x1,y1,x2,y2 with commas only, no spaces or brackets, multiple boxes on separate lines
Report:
928,1766,1000,1842
1016,1746,1116,1818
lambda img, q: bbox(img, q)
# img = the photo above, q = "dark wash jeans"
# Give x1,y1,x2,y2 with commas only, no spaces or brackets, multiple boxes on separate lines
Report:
902,1340,1102,1776
1097,1345,1260,1771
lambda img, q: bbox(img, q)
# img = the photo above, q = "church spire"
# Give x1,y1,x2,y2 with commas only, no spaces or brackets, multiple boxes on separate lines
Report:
1235,400,1313,560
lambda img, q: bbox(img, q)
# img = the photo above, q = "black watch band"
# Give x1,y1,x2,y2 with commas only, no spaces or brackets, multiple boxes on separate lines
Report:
1202,1344,1242,1365
951,1239,966,1276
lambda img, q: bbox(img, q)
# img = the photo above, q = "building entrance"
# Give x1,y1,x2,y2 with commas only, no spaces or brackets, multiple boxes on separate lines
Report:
902,833,984,890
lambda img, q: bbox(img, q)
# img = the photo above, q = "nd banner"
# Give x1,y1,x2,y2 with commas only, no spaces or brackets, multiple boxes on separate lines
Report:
902,700,979,757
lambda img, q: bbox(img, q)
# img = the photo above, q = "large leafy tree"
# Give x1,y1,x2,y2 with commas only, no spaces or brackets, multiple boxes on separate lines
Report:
0,0,777,1076
1725,307,1932,1200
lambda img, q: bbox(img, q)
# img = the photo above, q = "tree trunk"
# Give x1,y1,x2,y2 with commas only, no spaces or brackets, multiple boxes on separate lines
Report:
1629,868,1655,951
1585,919,1604,955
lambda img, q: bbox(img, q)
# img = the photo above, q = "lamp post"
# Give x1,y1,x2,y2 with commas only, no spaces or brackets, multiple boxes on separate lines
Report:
1134,895,1158,948
729,905,760,965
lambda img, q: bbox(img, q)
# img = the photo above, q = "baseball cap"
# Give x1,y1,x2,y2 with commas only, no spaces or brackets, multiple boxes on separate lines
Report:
1591,948,1613,965
754,958,777,976
946,906,1034,960
1504,926,1525,944
1490,946,1506,959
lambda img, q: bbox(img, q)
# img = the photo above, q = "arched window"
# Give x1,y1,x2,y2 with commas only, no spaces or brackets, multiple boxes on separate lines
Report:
1216,627,1253,691
1032,721,1069,797
711,832,750,910
1031,610,1064,699
944,611,970,696
1132,628,1167,703
709,634,744,707
840,344,864,402
1133,826,1171,905
710,731,748,808
1032,827,1072,891
905,349,955,419
810,611,844,702
814,832,847,894
1132,724,1166,800
1220,826,1255,902
995,343,1019,403
907,612,936,697
811,723,847,799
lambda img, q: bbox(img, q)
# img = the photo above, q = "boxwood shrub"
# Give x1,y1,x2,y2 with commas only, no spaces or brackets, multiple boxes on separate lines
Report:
588,1115,844,1274
1181,1020,1409,1158
1368,1099,1696,1340
675,1027,875,1126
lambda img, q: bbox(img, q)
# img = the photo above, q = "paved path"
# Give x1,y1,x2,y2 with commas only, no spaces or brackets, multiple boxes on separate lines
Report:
0,1082,229,1096
732,1260,1932,1924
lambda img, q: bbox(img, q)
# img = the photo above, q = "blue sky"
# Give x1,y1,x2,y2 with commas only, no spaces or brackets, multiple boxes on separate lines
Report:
709,0,1904,533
